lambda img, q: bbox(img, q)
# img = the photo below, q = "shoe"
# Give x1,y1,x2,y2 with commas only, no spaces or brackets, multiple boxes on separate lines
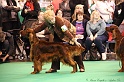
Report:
45,69,57,73
80,68,85,72
0,59,3,63
102,53,106,60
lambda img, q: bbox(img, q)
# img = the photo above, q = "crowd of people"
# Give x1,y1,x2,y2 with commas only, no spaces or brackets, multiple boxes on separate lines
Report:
0,0,124,73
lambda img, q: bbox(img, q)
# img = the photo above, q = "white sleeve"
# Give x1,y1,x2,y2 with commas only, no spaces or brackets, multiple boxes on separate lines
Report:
61,25,68,32
95,1,110,15
1,0,8,7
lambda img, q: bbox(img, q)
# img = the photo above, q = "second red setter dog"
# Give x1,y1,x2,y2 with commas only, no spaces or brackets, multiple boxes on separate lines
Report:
106,25,124,72
20,28,85,74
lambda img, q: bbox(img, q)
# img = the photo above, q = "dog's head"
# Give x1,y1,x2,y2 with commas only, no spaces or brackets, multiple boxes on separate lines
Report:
20,28,35,43
106,24,120,39
20,28,34,37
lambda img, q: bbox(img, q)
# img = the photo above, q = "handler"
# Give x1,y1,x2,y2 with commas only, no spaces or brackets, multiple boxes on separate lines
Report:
30,10,85,73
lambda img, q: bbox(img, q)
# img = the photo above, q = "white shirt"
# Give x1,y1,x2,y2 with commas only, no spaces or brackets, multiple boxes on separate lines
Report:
1,0,8,7
95,1,115,22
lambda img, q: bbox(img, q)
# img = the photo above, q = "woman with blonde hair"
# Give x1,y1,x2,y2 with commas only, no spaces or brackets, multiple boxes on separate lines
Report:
72,4,90,22
85,10,108,60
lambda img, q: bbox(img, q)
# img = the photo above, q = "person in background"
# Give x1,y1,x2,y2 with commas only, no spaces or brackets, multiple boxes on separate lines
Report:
72,11,88,47
1,0,21,32
59,0,71,21
69,0,90,22
95,0,115,26
72,11,88,71
0,27,14,63
51,0,62,12
55,9,63,17
85,10,108,60
88,0,98,14
45,4,54,11
0,6,2,27
72,4,90,22
21,0,41,23
30,10,81,73
114,0,124,26
15,0,26,10
31,11,53,42
21,0,40,58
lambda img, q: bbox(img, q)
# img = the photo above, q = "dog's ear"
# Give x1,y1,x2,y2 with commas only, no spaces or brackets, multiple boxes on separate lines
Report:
20,30,27,37
26,28,34,33
106,27,112,32
106,25,116,32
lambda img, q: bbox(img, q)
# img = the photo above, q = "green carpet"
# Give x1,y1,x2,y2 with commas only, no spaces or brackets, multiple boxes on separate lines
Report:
0,61,124,82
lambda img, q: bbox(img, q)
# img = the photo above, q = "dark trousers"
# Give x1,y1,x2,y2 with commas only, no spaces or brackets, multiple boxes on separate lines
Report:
85,35,108,53
0,40,9,55
51,34,85,70
51,33,62,70
2,21,20,32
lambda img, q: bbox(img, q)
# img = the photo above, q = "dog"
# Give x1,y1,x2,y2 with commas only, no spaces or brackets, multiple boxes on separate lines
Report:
20,28,85,74
106,24,124,72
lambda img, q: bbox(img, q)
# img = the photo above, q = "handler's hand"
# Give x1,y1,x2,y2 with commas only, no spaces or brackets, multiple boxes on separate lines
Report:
74,38,81,46
75,41,81,46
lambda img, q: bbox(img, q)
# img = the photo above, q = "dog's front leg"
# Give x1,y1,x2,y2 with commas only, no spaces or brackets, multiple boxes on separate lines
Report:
31,58,41,74
67,57,77,73
118,56,124,72
72,62,77,73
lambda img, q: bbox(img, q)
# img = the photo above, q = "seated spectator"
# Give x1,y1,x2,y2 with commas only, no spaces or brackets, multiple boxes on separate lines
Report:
85,10,108,60
95,0,115,26
1,0,21,32
21,0,41,24
72,11,88,43
72,4,90,22
69,0,90,21
21,0,40,58
72,11,88,71
0,27,14,63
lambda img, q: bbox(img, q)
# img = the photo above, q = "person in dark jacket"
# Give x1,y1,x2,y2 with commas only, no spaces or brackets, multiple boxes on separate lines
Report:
0,6,2,27
21,0,40,58
59,0,71,21
0,27,14,63
1,0,21,32
21,0,40,22
114,1,124,26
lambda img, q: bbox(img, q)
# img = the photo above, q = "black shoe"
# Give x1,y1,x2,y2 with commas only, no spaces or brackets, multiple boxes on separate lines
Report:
0,59,3,63
45,69,57,73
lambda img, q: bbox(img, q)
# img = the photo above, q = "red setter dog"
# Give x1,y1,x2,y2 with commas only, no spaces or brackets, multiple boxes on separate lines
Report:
20,28,85,74
106,25,124,72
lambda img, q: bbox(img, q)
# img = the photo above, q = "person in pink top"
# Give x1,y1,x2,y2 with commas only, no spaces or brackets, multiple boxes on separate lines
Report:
52,0,62,12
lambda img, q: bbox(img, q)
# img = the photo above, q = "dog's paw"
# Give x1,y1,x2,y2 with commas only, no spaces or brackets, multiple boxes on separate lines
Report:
31,71,38,74
118,69,124,72
71,71,76,73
